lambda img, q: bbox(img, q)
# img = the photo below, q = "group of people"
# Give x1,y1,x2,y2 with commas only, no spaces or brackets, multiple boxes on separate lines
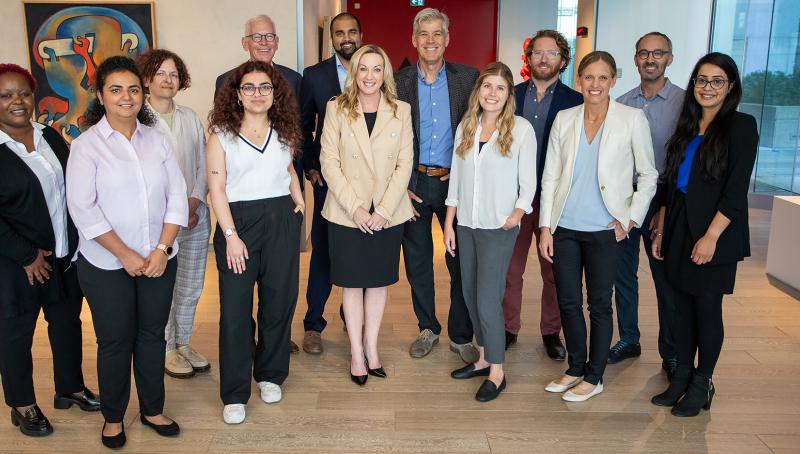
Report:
0,6,758,449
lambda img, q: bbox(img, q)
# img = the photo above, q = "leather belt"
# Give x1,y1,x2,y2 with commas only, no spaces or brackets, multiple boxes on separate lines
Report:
417,164,450,177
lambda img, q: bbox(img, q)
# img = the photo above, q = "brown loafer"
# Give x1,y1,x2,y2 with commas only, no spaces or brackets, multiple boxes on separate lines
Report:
303,331,323,355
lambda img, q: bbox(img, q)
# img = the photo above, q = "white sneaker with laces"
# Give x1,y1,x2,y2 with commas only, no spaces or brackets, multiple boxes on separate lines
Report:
223,404,246,424
257,381,282,404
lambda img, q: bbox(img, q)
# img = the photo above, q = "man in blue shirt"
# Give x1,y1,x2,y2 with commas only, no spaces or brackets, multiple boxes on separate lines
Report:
610,32,684,380
394,8,479,363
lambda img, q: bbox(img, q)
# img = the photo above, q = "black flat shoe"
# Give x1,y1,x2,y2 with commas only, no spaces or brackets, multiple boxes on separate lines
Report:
350,373,368,386
10,405,52,437
475,378,507,402
140,414,180,437
101,422,126,449
505,331,518,350
451,363,490,379
365,357,386,378
54,387,101,412
542,334,566,361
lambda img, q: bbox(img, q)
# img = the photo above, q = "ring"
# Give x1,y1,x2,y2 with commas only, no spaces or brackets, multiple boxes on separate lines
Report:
238,257,244,262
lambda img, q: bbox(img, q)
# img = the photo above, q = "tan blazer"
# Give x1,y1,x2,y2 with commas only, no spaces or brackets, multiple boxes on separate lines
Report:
320,95,414,228
539,100,658,232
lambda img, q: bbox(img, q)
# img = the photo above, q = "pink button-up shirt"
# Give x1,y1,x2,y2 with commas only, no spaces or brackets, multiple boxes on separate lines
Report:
66,116,188,270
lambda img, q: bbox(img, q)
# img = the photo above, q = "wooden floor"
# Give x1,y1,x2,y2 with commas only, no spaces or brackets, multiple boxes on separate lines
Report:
3,208,800,453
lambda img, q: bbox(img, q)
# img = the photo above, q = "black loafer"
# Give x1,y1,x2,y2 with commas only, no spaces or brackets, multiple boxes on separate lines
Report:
475,378,507,402
54,387,101,412
505,331,518,350
10,405,52,437
542,334,566,361
451,363,490,379
101,422,126,449
140,414,180,437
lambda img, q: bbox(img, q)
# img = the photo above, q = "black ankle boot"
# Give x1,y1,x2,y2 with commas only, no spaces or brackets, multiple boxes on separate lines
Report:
671,373,714,417
651,365,692,407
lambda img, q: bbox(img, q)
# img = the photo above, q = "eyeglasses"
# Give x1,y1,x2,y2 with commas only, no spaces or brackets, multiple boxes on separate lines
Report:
527,50,561,59
239,83,273,96
693,77,729,89
636,49,670,60
245,32,277,43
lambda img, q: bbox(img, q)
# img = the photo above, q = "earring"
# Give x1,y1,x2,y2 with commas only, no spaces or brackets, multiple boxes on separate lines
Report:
237,99,242,106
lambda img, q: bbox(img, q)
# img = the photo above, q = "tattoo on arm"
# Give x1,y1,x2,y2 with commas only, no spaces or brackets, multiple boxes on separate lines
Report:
210,170,220,175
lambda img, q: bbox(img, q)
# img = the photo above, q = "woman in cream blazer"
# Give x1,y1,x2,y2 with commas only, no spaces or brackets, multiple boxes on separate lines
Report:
320,44,413,386
538,51,657,402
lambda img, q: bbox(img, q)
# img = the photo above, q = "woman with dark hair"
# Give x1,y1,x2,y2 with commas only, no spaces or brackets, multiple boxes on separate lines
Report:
651,52,758,417
539,51,657,402
67,55,188,448
206,60,304,424
442,62,536,402
136,49,211,379
0,63,99,437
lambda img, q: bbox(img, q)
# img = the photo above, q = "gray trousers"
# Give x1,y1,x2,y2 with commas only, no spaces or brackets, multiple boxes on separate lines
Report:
457,225,519,364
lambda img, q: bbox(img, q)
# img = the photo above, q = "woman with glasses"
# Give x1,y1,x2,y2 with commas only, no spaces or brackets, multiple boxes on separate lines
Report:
207,60,304,424
651,53,757,417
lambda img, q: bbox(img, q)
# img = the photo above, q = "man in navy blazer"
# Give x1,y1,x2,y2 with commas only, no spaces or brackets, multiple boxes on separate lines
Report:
297,12,363,354
502,30,583,359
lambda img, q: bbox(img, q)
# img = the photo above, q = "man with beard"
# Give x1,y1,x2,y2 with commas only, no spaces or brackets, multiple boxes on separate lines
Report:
502,30,582,359
298,12,363,354
609,32,683,378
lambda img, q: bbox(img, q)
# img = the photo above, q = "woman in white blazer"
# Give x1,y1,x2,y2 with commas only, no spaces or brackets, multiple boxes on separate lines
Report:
538,51,657,402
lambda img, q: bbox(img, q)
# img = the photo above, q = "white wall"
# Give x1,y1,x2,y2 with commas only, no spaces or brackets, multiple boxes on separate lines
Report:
497,0,559,85
594,0,713,98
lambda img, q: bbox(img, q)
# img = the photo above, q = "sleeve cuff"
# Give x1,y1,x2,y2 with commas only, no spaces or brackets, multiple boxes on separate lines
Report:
445,198,458,207
374,206,392,222
515,200,533,214
82,221,113,240
164,212,188,227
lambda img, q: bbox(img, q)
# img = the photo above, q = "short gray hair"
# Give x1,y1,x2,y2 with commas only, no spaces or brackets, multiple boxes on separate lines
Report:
245,14,275,36
412,8,449,35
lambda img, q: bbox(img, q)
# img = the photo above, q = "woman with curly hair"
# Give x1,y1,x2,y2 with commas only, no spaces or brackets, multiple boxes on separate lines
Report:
67,55,188,448
206,60,304,424
442,62,536,402
319,44,413,386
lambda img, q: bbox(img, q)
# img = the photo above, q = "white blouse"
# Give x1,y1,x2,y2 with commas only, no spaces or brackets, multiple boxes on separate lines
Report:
216,129,292,202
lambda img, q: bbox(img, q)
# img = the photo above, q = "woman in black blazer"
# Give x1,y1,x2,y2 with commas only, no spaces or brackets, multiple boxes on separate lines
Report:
651,53,758,417
0,63,99,437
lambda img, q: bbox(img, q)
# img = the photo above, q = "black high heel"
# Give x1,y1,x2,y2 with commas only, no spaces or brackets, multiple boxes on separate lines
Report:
365,356,387,378
101,421,126,449
350,372,368,386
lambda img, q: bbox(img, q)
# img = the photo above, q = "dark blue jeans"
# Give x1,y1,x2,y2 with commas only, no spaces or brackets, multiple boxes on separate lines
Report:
304,184,333,333
613,198,676,360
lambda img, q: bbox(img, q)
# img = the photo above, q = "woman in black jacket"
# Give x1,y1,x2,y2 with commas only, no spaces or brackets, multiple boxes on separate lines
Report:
0,63,99,437
651,53,758,417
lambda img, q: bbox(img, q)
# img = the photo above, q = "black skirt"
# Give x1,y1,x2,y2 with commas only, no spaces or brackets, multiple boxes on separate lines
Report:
664,191,738,295
328,222,404,288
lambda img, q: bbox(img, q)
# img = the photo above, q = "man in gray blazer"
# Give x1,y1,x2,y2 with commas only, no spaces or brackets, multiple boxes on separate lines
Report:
394,8,479,363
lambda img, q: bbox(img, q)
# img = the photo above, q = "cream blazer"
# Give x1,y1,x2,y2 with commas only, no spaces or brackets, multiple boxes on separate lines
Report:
539,100,658,232
320,95,414,228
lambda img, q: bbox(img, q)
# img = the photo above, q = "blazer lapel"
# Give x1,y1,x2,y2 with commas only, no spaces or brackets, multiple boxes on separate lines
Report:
598,100,616,155
572,104,584,155
325,57,342,96
352,109,374,173
370,95,393,139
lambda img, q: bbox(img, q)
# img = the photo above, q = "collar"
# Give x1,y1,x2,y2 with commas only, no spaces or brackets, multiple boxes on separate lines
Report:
334,53,346,71
636,78,676,101
416,60,447,83
95,115,144,140
0,120,45,146
527,79,558,95
144,98,177,120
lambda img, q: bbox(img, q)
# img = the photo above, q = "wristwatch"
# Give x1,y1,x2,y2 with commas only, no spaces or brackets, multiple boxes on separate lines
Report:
224,228,237,238
156,243,173,256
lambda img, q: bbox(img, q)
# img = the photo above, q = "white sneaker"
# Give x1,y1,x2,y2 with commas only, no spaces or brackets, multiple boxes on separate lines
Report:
223,404,246,424
545,376,582,393
562,382,604,402
257,381,282,404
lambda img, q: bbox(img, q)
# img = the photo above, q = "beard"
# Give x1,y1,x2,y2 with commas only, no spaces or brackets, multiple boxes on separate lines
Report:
335,42,358,61
638,62,666,81
531,63,560,81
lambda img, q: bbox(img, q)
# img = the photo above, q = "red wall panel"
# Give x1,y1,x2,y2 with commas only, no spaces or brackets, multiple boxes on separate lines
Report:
346,0,498,71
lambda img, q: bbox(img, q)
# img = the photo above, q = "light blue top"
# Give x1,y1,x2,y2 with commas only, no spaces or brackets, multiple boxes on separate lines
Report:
677,136,703,193
334,54,347,92
417,62,453,168
558,124,615,232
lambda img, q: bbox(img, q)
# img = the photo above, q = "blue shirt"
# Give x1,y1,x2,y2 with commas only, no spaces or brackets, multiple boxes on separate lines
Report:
677,136,703,193
558,124,615,232
417,63,453,168
334,54,347,92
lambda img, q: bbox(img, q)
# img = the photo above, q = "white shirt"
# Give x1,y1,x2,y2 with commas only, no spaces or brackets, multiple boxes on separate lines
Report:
216,129,292,202
0,121,69,258
446,116,537,229
66,116,188,270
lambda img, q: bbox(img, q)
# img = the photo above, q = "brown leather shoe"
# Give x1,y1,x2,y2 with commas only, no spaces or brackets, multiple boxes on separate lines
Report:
303,331,323,355
290,339,299,354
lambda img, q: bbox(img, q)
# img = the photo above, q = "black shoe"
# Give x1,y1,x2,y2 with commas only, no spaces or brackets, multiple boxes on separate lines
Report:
475,378,506,402
10,405,52,437
542,334,566,361
54,387,101,412
607,340,641,364
140,414,180,436
651,365,692,407
451,363,490,379
662,358,679,382
365,357,386,378
101,421,126,449
350,373,368,386
671,374,714,417
504,331,518,350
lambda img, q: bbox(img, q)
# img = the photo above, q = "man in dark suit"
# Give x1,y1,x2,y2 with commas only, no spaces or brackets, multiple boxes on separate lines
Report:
394,8,479,363
298,12,363,355
501,30,583,359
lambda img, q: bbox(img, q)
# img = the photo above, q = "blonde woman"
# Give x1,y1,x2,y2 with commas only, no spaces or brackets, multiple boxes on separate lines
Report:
319,44,414,386
442,62,537,402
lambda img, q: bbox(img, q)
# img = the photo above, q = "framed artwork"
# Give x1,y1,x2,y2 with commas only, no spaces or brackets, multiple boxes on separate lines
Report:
23,1,156,142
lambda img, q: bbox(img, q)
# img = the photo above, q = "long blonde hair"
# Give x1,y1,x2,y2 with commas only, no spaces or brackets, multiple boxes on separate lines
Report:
455,62,517,158
335,44,399,121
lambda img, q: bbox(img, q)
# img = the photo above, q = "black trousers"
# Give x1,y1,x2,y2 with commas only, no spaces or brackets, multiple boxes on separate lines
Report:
304,184,332,332
78,255,177,422
402,172,472,344
552,228,620,385
673,289,724,378
0,257,85,407
214,196,301,405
